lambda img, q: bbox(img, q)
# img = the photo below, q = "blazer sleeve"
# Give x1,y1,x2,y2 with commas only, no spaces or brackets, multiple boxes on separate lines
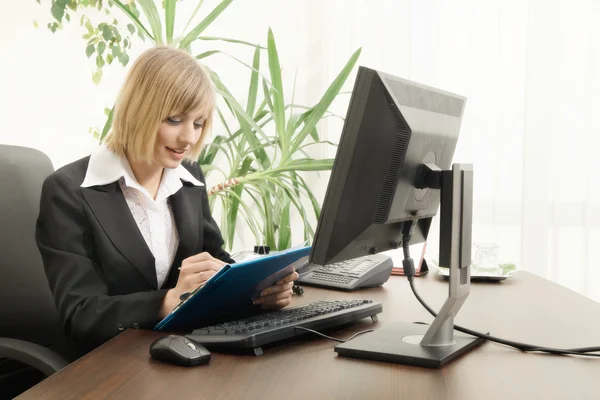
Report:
36,172,168,347
194,164,235,264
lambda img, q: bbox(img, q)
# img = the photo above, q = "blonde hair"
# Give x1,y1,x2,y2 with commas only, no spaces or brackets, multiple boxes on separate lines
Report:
104,46,215,163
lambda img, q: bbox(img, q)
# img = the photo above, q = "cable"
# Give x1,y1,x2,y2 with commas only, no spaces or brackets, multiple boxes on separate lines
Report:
346,329,375,342
402,227,600,357
409,279,600,356
294,326,374,343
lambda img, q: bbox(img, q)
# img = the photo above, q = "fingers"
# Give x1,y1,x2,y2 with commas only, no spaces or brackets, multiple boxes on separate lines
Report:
259,297,292,310
260,281,294,297
180,253,226,275
182,252,228,268
255,288,293,309
181,260,223,275
182,269,216,287
177,252,227,294
276,271,299,285
255,281,294,308
183,252,215,264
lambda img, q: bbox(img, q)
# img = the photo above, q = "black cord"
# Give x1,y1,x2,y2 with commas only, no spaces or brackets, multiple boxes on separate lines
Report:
408,278,600,356
294,326,374,343
401,228,600,357
346,329,375,342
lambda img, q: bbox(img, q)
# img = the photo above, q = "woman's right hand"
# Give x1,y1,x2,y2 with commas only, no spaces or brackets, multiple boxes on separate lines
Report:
159,252,227,318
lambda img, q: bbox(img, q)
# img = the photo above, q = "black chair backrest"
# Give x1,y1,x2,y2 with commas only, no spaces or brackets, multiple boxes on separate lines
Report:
0,145,59,346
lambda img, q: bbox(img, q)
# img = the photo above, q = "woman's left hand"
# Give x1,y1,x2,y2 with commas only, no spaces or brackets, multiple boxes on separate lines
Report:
253,271,300,309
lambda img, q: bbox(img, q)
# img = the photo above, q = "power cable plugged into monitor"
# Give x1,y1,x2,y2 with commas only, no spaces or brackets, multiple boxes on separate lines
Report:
401,228,600,358
293,326,375,343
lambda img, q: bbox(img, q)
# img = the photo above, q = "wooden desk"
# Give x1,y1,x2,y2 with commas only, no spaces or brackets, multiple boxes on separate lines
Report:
17,272,600,400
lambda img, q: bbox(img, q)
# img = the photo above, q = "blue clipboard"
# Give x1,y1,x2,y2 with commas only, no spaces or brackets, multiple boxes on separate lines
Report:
154,246,311,332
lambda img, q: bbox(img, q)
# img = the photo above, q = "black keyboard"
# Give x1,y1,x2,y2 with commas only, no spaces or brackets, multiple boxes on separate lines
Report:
185,300,382,355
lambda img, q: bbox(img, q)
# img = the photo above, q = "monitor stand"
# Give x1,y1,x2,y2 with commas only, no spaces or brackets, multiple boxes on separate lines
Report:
334,164,485,368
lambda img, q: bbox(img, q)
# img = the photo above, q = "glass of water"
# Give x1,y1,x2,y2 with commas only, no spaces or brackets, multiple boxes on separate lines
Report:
472,243,501,275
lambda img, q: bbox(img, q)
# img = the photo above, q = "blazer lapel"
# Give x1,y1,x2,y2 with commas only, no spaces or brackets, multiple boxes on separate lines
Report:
81,182,158,288
170,183,203,265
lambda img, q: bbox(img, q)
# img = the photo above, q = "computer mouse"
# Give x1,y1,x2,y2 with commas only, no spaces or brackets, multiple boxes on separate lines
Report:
149,335,211,367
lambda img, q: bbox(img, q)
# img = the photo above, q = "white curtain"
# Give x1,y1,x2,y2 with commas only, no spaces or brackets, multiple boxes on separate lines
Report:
305,0,600,301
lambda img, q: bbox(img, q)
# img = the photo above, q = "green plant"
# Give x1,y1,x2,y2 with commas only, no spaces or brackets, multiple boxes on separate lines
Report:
35,0,361,250
200,30,360,250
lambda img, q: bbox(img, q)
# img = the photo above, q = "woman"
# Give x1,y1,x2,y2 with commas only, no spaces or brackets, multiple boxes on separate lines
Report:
36,46,298,361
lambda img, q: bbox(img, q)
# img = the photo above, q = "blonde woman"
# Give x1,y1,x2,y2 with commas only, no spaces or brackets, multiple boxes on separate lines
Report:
36,46,298,361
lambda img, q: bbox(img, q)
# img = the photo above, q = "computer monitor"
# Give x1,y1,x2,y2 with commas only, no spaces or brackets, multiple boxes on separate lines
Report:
311,66,463,266
309,66,484,367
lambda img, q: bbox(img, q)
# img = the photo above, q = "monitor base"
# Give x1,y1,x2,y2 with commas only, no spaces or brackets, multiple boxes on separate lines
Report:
334,321,485,368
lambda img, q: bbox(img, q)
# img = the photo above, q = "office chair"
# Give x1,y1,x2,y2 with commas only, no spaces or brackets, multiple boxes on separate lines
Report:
0,145,69,397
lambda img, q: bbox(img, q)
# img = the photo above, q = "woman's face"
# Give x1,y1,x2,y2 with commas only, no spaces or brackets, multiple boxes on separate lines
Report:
154,109,205,169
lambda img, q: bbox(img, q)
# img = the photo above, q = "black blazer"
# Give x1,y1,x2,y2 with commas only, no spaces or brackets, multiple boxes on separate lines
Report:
36,156,233,360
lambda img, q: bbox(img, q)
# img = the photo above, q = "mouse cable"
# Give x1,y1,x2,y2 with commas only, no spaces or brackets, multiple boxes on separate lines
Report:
401,231,600,357
294,326,375,343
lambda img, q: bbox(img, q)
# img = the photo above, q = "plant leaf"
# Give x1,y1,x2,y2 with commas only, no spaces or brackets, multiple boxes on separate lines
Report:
262,79,274,115
199,134,233,171
138,0,163,44
221,188,263,249
295,174,321,220
262,190,276,249
181,0,205,37
195,50,220,60
51,2,65,22
100,105,114,141
289,48,361,158
309,125,319,142
195,50,272,86
286,70,298,137
92,69,103,85
275,182,313,244
179,0,233,49
226,156,253,246
206,67,271,169
86,43,95,58
270,158,335,173
165,0,176,43
197,36,265,48
111,0,154,41
267,29,286,152
298,140,338,151
277,197,291,250
198,164,226,179
246,46,260,117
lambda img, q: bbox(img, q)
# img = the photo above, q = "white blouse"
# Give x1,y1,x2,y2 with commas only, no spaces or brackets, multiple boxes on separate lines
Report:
118,178,179,288
81,144,204,288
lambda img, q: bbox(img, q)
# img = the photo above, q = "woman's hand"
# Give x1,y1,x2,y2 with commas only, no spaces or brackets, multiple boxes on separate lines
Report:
159,252,227,317
253,271,300,310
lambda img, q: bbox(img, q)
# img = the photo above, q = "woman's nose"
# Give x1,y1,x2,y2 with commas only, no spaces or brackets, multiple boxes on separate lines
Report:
179,123,196,144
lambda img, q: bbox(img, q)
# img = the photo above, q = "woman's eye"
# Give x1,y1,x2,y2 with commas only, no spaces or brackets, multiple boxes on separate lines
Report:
194,122,204,129
167,117,182,125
